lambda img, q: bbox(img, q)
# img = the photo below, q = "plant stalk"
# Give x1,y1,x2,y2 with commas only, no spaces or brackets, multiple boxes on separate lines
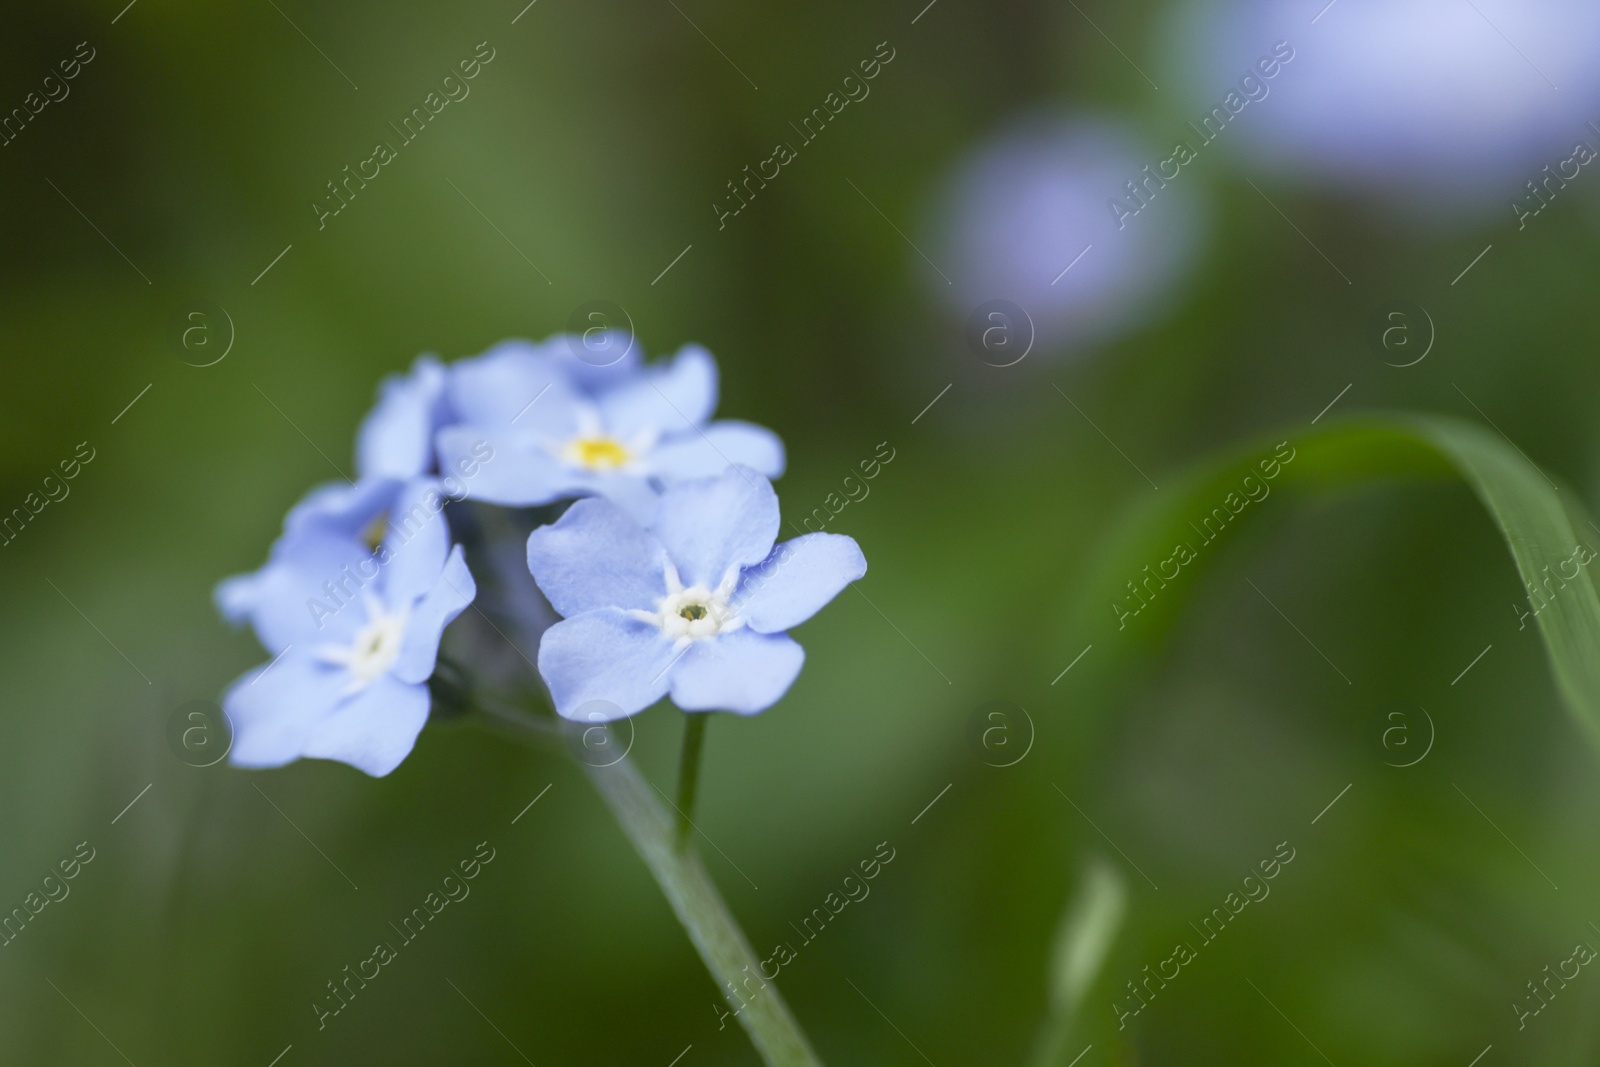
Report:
583,754,825,1067
675,712,710,850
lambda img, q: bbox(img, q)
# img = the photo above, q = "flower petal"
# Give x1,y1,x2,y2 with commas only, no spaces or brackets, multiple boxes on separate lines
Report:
356,356,448,480
222,533,372,652
579,474,664,525
526,498,667,618
650,467,779,588
394,544,476,684
378,477,452,606
648,420,786,482
537,609,679,719
283,478,398,540
215,570,266,627
555,330,643,391
446,340,582,438
224,653,342,769
597,344,717,439
300,673,432,777
435,427,576,506
735,533,866,633
669,630,805,714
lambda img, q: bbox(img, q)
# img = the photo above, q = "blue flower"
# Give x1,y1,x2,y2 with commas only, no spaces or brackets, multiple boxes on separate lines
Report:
215,478,395,641
215,474,447,641
526,467,865,720
218,354,458,633
1161,0,1600,206
219,359,496,642
931,113,1205,351
436,336,784,520
217,478,476,776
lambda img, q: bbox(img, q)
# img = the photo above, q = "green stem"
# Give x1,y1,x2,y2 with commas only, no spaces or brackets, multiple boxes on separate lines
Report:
675,713,710,850
583,754,825,1067
478,703,823,1065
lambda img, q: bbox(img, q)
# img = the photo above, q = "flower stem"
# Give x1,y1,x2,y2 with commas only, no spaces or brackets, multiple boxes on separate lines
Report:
583,754,825,1067
478,703,823,1064
675,712,710,850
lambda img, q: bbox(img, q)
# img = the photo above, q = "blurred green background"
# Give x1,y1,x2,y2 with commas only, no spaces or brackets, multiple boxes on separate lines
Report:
3,1,1600,1064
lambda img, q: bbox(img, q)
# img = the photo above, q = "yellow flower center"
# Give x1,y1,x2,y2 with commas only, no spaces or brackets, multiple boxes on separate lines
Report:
568,436,632,471
360,512,387,552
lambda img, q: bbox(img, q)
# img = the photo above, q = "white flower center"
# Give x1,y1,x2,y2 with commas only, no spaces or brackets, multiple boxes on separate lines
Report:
316,592,409,693
629,558,744,646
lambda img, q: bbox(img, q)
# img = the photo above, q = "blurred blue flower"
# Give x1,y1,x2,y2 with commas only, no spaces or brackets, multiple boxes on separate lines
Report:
1160,0,1600,209
215,475,440,641
217,478,475,776
436,336,784,520
218,352,458,633
215,478,395,643
929,113,1207,352
526,467,864,720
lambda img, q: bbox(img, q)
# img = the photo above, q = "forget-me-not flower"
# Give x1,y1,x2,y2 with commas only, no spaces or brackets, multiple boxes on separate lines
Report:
217,356,487,638
1159,0,1600,210
436,336,784,520
526,466,865,720
218,478,476,776
929,113,1206,352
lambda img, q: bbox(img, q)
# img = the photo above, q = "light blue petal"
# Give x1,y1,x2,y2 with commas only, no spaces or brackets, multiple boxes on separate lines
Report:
394,544,476,684
433,429,510,495
301,673,432,777
552,330,644,391
227,582,449,775
435,427,575,506
537,609,678,719
446,340,582,438
650,467,779,588
215,570,265,627
669,630,804,714
526,498,667,617
224,653,342,769
225,476,469,652
598,344,717,439
378,477,452,606
224,534,371,652
735,533,866,633
356,356,448,480
580,474,663,525
648,420,786,482
283,478,397,540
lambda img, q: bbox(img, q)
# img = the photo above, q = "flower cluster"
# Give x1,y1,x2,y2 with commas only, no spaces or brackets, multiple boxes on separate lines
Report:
216,335,864,775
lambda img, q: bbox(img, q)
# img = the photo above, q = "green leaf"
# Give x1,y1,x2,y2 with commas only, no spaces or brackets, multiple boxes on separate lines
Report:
1047,857,1127,1018
1058,414,1600,749
1027,858,1127,1067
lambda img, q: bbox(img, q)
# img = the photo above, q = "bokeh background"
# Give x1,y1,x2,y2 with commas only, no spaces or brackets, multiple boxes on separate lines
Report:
4,0,1600,1063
